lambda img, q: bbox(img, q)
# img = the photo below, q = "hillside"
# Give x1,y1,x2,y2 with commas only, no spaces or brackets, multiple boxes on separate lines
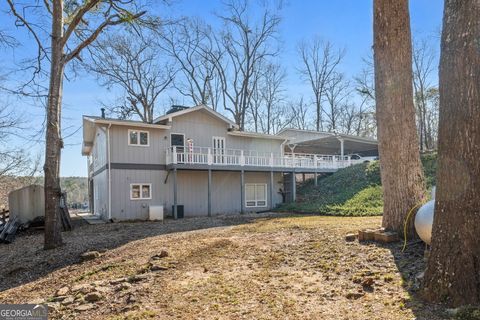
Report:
0,176,88,208
279,153,437,216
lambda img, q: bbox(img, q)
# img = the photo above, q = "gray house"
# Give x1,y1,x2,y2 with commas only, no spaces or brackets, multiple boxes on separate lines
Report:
82,105,378,221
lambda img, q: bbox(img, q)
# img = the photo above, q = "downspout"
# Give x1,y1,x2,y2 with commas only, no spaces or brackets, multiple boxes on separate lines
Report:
107,124,112,220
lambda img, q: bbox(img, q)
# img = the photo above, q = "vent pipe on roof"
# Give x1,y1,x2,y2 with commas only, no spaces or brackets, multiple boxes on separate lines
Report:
101,108,106,119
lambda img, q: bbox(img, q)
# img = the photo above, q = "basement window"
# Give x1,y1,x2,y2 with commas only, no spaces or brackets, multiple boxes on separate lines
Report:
130,184,152,200
245,183,267,208
128,130,149,146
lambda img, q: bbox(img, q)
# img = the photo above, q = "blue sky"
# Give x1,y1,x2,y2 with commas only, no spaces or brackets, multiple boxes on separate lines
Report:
1,0,443,177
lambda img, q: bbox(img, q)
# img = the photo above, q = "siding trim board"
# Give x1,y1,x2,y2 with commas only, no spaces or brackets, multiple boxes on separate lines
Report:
111,163,167,170
92,164,108,178
168,164,335,173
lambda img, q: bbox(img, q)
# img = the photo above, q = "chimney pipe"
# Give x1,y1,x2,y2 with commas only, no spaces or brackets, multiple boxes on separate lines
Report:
101,108,105,119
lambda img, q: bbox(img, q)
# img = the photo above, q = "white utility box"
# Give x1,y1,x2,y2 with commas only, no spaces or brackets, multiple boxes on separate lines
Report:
149,205,164,221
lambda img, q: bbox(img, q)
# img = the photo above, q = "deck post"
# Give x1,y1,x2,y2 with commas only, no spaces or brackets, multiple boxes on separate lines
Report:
314,171,318,187
208,169,212,217
172,146,177,164
270,171,274,210
340,138,345,160
291,171,296,202
240,150,245,166
240,169,245,214
173,167,178,220
207,148,213,165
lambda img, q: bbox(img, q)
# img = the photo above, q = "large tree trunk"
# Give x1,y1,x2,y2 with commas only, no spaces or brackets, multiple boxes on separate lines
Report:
44,0,65,250
423,0,480,306
373,0,426,236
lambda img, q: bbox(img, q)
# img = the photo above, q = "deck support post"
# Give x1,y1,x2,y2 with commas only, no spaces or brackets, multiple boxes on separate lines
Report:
340,138,345,160
173,167,178,220
208,169,212,217
270,171,274,210
291,171,296,202
240,170,245,214
314,171,318,187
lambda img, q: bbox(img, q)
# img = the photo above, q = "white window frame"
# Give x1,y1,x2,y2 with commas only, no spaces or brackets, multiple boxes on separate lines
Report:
128,129,150,147
212,136,226,149
245,183,268,208
130,183,152,200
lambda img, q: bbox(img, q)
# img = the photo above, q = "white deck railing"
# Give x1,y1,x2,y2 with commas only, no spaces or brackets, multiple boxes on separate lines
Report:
166,146,364,170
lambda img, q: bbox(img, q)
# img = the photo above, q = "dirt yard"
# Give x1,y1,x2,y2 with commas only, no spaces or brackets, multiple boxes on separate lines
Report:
0,213,448,319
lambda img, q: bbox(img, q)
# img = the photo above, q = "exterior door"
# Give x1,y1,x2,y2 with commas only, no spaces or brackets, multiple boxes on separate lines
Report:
212,136,225,164
171,134,185,163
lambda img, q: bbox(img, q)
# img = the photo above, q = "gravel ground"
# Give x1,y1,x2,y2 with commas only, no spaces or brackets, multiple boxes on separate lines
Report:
0,213,448,319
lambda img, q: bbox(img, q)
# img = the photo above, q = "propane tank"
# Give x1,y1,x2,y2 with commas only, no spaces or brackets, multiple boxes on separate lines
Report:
414,186,436,245
414,200,434,245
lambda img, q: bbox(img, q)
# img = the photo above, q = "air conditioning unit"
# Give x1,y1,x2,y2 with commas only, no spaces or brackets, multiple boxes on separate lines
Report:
149,205,164,221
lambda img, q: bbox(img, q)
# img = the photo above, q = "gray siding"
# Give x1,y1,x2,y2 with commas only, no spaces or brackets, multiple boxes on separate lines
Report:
170,110,283,154
91,108,286,221
110,169,169,220
109,168,283,221
92,126,107,171
110,126,170,165
93,170,108,219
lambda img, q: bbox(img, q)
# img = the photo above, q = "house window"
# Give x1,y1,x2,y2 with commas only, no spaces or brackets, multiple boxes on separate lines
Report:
245,183,267,207
128,130,149,146
130,184,152,200
171,133,185,147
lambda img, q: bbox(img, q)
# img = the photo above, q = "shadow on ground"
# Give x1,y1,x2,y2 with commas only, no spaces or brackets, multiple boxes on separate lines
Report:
0,212,277,292
363,239,448,320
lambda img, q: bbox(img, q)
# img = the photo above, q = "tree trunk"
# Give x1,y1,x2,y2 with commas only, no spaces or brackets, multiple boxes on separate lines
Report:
373,0,426,236
44,0,65,250
423,0,480,306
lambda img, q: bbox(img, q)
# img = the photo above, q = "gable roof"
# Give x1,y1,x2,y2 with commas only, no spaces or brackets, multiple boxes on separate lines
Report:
153,105,238,128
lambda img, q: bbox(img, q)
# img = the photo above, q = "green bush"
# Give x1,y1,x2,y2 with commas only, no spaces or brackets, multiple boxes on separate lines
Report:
326,186,383,216
421,152,437,188
278,153,437,216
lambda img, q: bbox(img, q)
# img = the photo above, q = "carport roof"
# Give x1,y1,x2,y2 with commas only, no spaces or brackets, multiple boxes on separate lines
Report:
278,129,378,154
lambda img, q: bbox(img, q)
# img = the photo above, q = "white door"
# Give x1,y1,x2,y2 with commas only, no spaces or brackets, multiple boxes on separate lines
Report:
212,137,226,164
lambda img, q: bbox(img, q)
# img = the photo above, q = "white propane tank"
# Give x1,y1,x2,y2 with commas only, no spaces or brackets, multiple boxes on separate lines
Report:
414,186,436,245
414,200,435,245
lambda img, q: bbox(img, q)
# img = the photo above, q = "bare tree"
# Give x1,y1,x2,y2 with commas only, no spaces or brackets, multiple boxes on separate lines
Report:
6,0,153,249
248,62,285,133
423,0,480,306
0,106,34,177
159,18,221,110
288,97,312,131
323,71,350,132
424,87,439,148
373,0,426,236
88,32,174,123
354,56,377,138
412,38,437,151
297,38,344,132
210,0,281,130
